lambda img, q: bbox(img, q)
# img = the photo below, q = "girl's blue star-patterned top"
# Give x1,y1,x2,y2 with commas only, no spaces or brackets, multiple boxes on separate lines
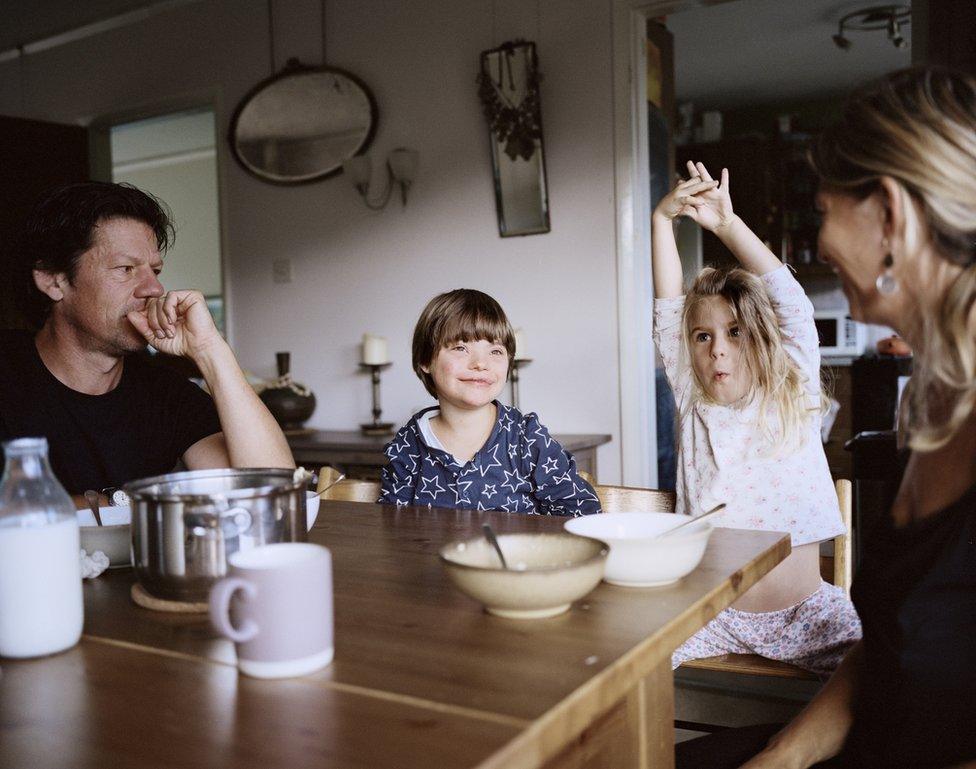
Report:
379,402,601,516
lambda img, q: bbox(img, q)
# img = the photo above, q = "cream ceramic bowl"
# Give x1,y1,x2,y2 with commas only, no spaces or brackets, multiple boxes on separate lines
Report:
564,512,712,587
439,532,608,619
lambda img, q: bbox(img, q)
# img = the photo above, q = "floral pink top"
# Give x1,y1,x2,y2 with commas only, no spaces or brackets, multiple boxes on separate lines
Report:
653,265,844,547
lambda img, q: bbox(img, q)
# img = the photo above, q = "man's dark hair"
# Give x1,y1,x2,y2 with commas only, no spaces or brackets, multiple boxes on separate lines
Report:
17,181,174,329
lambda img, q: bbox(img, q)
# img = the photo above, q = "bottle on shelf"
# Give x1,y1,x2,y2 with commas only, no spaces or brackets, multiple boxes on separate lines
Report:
0,437,83,659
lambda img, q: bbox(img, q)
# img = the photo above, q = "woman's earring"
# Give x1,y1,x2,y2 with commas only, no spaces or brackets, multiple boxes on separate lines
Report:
876,253,898,295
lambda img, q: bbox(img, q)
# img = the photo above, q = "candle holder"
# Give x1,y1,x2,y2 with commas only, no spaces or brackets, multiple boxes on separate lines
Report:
510,358,532,411
359,362,395,436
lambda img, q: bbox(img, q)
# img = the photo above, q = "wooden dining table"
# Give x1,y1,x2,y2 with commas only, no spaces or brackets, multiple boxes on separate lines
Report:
0,502,789,769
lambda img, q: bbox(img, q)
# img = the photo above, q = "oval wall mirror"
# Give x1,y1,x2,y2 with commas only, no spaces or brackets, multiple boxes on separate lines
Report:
229,60,378,185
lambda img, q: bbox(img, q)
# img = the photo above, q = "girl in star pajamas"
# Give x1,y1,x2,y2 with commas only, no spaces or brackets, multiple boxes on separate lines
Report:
653,161,860,675
379,289,600,516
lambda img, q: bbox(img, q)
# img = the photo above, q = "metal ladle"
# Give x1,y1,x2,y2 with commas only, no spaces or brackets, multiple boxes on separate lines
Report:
84,490,104,527
482,523,509,569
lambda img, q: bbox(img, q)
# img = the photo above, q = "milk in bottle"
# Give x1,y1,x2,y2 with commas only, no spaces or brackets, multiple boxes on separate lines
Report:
0,437,83,658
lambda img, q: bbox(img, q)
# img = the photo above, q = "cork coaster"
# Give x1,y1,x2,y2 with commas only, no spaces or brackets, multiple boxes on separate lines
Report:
131,582,209,614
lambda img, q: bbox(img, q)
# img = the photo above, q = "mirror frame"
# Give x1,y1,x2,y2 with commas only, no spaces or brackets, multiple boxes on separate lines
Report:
479,41,551,237
228,59,379,186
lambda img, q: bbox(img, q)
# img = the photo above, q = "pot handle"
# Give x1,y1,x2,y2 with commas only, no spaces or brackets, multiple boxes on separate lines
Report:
220,506,253,538
209,576,259,643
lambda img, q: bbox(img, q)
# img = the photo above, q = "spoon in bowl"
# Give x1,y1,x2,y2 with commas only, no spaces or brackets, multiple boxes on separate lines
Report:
84,490,104,527
658,502,726,539
311,472,347,500
482,524,509,569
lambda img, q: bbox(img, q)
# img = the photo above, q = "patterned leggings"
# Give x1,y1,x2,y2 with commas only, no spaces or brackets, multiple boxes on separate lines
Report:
672,581,861,676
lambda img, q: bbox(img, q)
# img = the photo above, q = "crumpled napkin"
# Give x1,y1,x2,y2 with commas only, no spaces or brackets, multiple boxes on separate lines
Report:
80,549,110,579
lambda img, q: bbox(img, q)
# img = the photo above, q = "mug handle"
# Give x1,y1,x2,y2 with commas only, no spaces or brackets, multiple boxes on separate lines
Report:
209,577,259,643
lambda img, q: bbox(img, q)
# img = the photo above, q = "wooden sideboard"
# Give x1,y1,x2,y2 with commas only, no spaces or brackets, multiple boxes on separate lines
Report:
287,430,612,480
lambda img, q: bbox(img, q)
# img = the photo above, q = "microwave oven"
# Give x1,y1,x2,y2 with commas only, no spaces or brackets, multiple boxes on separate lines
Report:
813,310,868,357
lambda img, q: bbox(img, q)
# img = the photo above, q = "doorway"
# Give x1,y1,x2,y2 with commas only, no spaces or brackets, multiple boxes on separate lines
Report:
612,0,913,488
109,108,225,332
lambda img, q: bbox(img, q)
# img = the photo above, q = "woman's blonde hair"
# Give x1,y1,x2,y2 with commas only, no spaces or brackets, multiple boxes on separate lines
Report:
810,66,976,451
412,289,515,398
683,267,818,454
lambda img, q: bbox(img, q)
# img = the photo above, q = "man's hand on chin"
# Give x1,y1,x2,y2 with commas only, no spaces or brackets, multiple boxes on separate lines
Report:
127,290,226,363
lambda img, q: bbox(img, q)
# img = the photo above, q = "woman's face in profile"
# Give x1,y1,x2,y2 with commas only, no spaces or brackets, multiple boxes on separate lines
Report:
815,189,906,331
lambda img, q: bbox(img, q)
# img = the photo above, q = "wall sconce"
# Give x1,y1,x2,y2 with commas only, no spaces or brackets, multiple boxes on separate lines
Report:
832,5,910,51
342,148,419,210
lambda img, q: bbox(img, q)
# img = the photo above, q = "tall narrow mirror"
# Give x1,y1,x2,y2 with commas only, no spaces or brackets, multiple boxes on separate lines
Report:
479,41,551,237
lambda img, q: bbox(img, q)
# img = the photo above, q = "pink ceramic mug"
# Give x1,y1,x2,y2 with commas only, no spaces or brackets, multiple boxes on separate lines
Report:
209,542,333,679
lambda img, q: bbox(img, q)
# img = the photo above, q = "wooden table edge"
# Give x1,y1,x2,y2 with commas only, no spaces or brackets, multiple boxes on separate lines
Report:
470,530,792,769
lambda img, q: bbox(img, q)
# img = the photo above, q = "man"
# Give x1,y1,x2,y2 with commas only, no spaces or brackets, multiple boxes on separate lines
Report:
0,181,294,502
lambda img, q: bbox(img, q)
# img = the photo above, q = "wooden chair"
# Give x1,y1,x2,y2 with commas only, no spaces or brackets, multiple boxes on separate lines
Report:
316,467,381,503
592,483,675,514
680,479,853,687
594,480,853,683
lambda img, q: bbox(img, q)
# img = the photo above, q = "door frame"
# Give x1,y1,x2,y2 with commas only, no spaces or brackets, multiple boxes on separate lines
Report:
610,0,739,486
89,96,233,347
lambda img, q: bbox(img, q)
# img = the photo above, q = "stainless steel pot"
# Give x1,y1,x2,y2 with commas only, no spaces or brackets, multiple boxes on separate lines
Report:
124,468,308,602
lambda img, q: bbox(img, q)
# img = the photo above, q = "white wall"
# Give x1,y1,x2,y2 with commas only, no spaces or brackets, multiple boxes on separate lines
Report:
113,110,222,297
0,0,623,481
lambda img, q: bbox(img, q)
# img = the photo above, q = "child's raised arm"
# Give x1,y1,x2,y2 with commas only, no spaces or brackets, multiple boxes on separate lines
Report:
684,160,782,276
652,172,718,298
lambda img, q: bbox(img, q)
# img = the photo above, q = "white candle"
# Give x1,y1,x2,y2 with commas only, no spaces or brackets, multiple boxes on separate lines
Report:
362,333,389,365
514,328,526,360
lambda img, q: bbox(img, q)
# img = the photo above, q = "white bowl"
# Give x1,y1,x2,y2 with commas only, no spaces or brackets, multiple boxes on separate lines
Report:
76,494,321,568
564,512,712,587
77,504,133,567
80,522,131,566
439,532,608,619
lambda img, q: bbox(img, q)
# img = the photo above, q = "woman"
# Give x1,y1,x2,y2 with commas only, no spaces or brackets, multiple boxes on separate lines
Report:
677,66,976,769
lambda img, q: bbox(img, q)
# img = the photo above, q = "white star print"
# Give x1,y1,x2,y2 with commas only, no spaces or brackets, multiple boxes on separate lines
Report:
552,472,572,485
534,426,554,448
454,479,474,503
405,453,420,473
477,444,503,478
572,482,599,502
418,475,446,499
482,483,498,497
501,469,523,494
498,496,519,512
540,456,559,475
508,443,519,459
521,436,537,460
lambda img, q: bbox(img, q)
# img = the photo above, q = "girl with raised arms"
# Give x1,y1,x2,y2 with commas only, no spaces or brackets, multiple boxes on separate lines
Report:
653,160,860,674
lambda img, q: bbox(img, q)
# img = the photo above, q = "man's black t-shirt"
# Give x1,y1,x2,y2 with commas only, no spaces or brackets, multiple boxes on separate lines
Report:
0,330,222,495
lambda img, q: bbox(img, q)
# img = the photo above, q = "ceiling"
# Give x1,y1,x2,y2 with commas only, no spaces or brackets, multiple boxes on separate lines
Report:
0,1,166,53
2,0,912,109
666,0,913,109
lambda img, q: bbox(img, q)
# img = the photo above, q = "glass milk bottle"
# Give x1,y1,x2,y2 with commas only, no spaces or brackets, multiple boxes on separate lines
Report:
0,437,83,658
